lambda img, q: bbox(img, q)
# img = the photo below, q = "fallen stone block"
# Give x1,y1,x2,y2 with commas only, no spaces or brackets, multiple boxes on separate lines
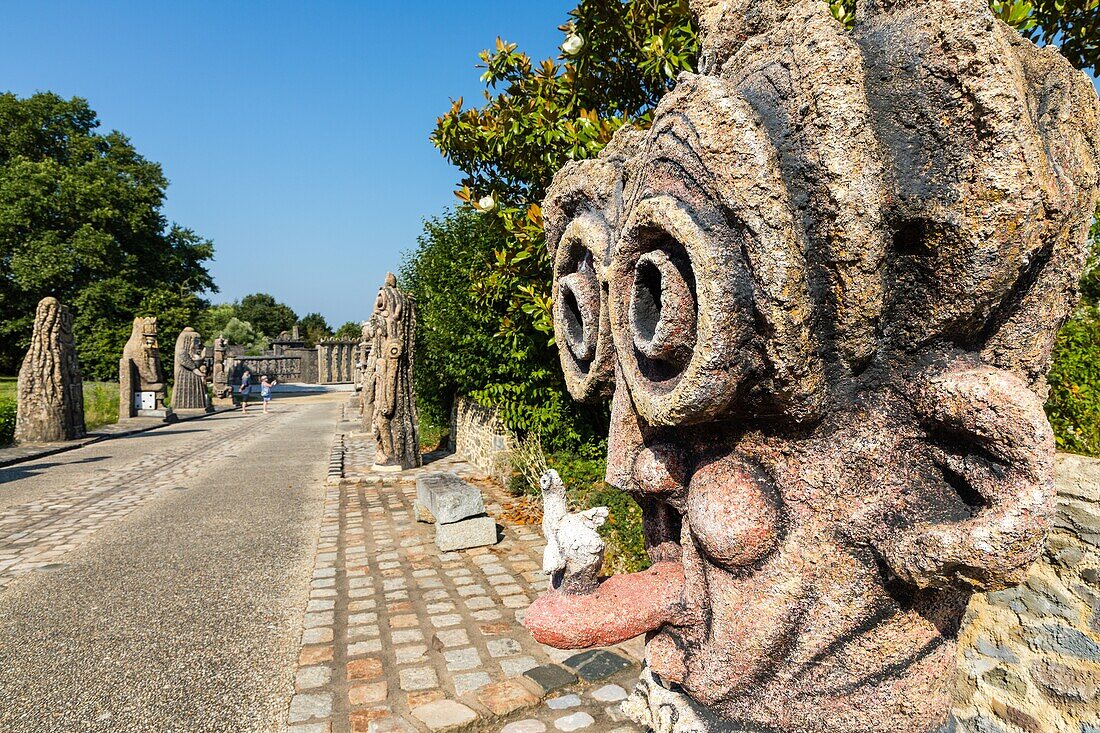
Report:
435,515,497,552
416,472,485,524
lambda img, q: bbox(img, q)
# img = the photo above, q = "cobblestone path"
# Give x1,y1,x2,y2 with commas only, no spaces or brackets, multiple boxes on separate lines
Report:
287,409,646,733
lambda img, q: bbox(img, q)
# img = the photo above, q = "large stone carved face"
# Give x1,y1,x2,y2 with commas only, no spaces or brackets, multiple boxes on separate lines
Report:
528,1,1100,731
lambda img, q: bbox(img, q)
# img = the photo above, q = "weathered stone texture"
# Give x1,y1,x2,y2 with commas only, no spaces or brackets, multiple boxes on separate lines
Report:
316,340,357,384
415,472,485,525
526,0,1100,731
171,327,210,411
211,337,231,400
954,454,1100,733
434,515,497,553
367,273,421,470
450,395,515,485
119,316,171,419
14,297,85,443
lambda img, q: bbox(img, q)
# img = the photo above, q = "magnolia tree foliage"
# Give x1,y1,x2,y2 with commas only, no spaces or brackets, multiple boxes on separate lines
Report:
432,0,698,341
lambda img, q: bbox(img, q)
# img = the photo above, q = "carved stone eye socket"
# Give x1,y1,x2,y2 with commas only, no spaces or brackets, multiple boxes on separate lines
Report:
559,252,599,362
552,212,615,402
610,195,748,426
630,242,697,380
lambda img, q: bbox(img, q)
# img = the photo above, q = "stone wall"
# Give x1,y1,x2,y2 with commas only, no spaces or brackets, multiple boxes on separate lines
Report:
228,356,303,383
449,395,514,485
317,341,357,384
954,453,1100,733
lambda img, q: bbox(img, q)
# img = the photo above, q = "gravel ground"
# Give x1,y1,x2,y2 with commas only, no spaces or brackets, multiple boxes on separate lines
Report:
0,398,338,732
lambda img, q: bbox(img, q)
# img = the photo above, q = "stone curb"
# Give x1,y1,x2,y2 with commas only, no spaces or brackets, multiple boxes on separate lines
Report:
0,405,237,469
326,433,346,485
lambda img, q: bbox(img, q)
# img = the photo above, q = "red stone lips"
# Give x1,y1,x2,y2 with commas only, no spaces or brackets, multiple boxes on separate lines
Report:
523,562,688,648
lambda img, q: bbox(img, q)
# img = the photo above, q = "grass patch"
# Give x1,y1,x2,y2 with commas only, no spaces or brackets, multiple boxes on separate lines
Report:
84,382,119,431
0,378,119,445
419,414,450,453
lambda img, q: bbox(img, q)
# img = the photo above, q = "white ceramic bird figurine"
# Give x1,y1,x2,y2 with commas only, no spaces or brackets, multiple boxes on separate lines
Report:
540,469,609,594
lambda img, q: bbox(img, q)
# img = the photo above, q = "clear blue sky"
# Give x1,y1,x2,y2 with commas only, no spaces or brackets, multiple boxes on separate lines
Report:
0,1,574,328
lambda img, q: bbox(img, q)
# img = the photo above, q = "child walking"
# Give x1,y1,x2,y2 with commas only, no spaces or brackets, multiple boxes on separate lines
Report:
260,375,278,413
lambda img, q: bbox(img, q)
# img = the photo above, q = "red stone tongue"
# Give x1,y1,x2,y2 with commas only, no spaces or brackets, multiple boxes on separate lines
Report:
523,562,686,649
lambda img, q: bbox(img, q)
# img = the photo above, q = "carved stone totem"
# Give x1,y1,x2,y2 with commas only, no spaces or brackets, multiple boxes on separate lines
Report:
119,316,172,420
211,336,231,401
369,273,421,470
359,316,378,429
523,1,1100,731
14,297,85,443
172,327,211,411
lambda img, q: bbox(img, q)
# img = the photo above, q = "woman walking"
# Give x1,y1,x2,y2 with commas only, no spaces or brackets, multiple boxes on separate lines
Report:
239,370,253,413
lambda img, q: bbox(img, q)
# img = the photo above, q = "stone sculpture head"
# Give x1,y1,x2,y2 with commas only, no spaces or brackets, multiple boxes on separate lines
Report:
124,316,164,385
174,327,204,369
527,1,1100,731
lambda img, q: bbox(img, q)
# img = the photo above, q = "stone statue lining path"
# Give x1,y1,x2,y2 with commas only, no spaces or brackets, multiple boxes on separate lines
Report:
14,297,85,444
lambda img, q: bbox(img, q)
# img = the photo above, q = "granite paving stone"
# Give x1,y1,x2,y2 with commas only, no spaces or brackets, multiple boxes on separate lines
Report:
283,410,643,733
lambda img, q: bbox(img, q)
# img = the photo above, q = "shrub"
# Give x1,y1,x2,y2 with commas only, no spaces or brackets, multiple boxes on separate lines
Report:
0,399,15,447
1046,304,1100,456
402,208,607,451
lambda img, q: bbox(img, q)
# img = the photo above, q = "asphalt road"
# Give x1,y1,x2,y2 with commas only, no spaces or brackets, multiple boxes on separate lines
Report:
0,397,338,732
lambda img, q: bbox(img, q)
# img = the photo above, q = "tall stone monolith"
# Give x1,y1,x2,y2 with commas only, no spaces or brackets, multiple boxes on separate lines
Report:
369,273,420,470
14,297,85,443
522,1,1100,731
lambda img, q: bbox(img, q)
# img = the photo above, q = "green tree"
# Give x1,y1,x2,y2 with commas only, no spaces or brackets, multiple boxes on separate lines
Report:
196,303,238,340
334,321,362,341
402,208,606,450
0,92,215,378
236,293,297,340
298,312,332,346
221,317,268,355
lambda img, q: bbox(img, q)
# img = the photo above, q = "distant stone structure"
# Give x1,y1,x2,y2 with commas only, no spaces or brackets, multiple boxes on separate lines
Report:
14,297,85,443
354,322,372,393
317,340,357,384
211,337,231,401
523,1,1100,732
360,316,380,432
271,325,307,354
368,273,420,469
171,327,211,411
119,317,172,420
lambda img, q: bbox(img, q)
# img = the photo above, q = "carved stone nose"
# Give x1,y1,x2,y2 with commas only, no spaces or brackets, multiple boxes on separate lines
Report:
630,249,696,368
